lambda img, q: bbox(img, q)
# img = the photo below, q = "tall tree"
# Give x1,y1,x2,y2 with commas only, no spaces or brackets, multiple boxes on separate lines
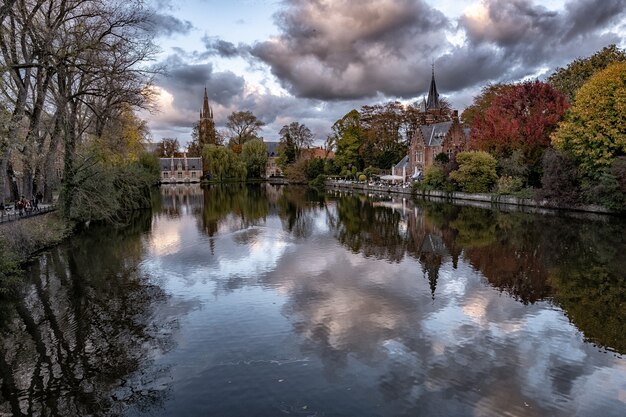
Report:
0,0,157,214
241,139,268,179
359,101,408,168
278,122,313,165
332,110,363,171
552,62,626,176
548,44,626,104
461,83,516,125
225,110,264,147
470,81,569,172
202,144,246,181
156,138,180,157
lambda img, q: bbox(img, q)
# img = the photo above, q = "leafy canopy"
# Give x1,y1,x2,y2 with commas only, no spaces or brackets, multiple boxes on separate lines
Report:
241,139,268,179
548,44,626,104
552,62,626,175
449,151,498,193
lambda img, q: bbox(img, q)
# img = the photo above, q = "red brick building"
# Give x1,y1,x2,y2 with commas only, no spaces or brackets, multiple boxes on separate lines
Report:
402,68,470,179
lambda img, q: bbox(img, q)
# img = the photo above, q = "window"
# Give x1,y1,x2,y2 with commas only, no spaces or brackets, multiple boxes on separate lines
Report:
178,172,182,179
432,149,437,159
191,172,196,178
447,149,453,159
163,172,169,178
416,151,423,162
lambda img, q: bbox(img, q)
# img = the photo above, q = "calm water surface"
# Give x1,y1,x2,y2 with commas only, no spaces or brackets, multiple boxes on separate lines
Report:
1,184,625,416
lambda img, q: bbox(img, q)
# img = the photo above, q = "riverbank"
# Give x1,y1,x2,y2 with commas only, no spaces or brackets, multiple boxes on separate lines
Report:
326,180,617,215
0,212,72,263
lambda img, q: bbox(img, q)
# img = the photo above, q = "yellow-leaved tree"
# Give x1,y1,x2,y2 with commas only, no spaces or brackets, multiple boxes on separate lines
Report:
552,62,626,176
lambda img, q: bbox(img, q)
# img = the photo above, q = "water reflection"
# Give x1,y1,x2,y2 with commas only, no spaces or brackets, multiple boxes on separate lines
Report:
2,185,624,416
0,212,189,416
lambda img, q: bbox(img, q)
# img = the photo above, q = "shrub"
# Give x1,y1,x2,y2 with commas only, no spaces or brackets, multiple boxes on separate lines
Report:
0,239,20,296
611,156,626,194
536,148,581,206
435,152,449,165
416,165,448,191
304,157,325,181
285,158,308,184
449,151,498,193
358,174,367,182
582,170,625,211
497,150,529,180
309,174,327,189
324,159,340,175
496,176,524,194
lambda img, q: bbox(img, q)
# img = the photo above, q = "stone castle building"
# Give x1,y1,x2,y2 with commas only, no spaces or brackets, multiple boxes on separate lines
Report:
160,155,203,183
395,67,470,179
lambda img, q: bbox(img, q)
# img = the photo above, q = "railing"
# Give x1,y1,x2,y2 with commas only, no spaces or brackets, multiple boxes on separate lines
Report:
0,204,57,224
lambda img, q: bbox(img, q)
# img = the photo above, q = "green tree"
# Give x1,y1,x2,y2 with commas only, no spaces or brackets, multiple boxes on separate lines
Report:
156,138,180,157
225,111,265,146
548,44,626,103
552,62,626,175
359,102,407,168
202,144,246,182
332,110,364,171
241,139,268,179
278,122,314,167
450,151,498,193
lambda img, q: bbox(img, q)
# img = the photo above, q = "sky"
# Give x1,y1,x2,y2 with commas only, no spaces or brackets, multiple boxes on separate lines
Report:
143,0,626,146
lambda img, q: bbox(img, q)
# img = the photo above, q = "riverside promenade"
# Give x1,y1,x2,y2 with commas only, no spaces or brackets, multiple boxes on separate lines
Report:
0,204,57,224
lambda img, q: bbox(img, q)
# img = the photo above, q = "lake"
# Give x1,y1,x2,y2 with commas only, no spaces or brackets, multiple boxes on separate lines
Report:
1,184,625,416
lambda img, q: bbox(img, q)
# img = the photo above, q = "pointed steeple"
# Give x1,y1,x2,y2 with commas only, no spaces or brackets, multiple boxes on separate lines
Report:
426,63,440,110
202,87,212,120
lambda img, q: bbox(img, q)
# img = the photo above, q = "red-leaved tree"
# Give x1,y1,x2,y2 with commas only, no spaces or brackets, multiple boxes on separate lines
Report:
470,81,569,166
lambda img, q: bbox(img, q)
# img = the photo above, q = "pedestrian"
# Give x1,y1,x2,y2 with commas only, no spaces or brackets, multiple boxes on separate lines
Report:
16,198,23,216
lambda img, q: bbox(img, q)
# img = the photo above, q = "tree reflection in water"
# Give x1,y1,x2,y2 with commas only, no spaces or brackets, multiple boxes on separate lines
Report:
0,211,177,416
328,192,625,354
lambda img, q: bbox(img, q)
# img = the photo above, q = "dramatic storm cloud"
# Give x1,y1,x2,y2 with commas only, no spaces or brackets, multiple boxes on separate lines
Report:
145,0,626,143
251,0,450,100
249,0,626,101
453,0,626,82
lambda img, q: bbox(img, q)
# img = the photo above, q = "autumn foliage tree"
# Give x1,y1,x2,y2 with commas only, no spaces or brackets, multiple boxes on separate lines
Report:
548,44,626,104
461,83,515,125
470,81,569,183
552,62,626,176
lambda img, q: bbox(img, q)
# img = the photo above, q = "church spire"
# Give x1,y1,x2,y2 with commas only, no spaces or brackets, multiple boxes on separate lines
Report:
426,63,440,110
202,87,213,119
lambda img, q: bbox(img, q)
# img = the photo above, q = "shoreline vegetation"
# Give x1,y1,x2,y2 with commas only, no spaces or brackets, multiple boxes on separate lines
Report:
325,180,617,215
0,158,159,296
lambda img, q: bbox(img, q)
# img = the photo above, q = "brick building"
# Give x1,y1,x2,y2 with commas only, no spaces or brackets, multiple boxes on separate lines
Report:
399,67,470,179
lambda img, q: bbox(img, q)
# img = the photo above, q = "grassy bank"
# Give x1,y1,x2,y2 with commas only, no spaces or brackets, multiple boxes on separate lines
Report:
0,213,73,295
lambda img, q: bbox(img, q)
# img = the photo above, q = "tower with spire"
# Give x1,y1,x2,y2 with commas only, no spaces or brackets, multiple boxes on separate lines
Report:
198,87,217,146
426,63,440,110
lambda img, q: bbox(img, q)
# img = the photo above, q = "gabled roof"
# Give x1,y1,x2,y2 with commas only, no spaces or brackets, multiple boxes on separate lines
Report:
159,157,203,171
394,155,410,170
418,121,453,147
